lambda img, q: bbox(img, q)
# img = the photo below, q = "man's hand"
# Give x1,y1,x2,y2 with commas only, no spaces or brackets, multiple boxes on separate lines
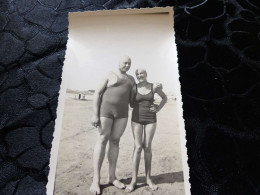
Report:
154,82,162,90
91,115,100,128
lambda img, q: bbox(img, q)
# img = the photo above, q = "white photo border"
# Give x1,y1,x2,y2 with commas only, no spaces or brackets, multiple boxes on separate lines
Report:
47,7,191,195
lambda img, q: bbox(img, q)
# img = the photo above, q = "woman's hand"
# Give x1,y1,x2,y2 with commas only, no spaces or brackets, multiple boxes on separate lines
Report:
91,115,100,128
150,104,158,113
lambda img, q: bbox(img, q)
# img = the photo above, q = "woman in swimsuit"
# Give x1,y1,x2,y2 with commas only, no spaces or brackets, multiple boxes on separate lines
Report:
125,68,167,193
90,56,135,195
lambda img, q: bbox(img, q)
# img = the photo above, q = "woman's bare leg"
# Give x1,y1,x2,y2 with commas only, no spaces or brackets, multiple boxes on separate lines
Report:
125,122,143,193
90,117,113,195
143,123,158,191
107,117,128,189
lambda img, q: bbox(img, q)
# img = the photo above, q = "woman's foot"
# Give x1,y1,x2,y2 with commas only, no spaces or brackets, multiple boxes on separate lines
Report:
90,182,101,195
146,178,158,191
108,179,126,189
125,182,136,193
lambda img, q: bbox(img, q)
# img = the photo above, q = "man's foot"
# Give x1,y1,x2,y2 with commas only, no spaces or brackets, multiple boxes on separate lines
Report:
146,179,158,191
90,182,101,195
109,179,126,189
125,182,136,193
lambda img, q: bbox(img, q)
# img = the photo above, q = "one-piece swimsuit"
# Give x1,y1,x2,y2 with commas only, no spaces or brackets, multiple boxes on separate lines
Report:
100,74,132,119
132,83,157,125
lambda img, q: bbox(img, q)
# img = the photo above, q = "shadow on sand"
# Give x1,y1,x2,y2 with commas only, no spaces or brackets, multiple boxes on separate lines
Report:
100,171,184,192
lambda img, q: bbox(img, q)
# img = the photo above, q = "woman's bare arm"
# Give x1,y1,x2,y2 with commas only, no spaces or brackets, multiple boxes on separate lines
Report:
155,88,167,112
150,84,167,113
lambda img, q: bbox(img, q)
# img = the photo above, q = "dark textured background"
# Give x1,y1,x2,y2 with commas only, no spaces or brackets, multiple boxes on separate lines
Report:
0,0,259,194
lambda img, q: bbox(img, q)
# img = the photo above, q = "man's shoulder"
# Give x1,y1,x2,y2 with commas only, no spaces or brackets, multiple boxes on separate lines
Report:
127,74,136,85
127,74,135,81
105,71,116,78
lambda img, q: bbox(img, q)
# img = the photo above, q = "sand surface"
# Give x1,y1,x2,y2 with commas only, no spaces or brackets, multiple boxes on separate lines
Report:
54,93,185,195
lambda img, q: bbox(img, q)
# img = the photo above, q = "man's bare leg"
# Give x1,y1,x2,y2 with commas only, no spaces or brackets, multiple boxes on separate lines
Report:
125,122,143,193
144,123,158,191
90,117,113,195
107,118,128,189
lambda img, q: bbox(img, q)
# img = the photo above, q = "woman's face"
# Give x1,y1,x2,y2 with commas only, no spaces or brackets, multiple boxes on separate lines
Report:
136,69,147,83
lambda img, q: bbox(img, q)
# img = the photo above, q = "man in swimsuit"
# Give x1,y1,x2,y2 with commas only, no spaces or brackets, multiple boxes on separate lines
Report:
90,56,135,195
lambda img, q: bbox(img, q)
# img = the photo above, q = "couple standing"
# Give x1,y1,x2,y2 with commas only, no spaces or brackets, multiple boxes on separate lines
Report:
90,56,167,194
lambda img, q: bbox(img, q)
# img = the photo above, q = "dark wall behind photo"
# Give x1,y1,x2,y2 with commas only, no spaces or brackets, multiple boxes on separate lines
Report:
0,0,259,194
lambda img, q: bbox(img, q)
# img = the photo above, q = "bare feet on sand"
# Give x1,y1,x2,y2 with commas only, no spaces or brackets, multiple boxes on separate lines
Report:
147,179,158,191
125,182,136,193
109,179,126,189
90,182,101,195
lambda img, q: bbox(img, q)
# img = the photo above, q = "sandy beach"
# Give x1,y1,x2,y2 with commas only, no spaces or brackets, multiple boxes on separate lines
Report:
54,93,185,195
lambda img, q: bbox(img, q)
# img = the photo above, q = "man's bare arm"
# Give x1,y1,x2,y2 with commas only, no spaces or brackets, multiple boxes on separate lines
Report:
91,74,109,127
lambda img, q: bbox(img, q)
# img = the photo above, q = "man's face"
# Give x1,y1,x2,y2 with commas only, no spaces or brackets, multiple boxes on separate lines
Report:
119,57,131,73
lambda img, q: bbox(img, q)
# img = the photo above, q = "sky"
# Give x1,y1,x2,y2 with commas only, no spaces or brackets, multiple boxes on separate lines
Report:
64,8,179,95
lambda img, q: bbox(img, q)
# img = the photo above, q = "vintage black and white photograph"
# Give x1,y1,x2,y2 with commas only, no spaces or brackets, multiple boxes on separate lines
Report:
51,7,188,195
